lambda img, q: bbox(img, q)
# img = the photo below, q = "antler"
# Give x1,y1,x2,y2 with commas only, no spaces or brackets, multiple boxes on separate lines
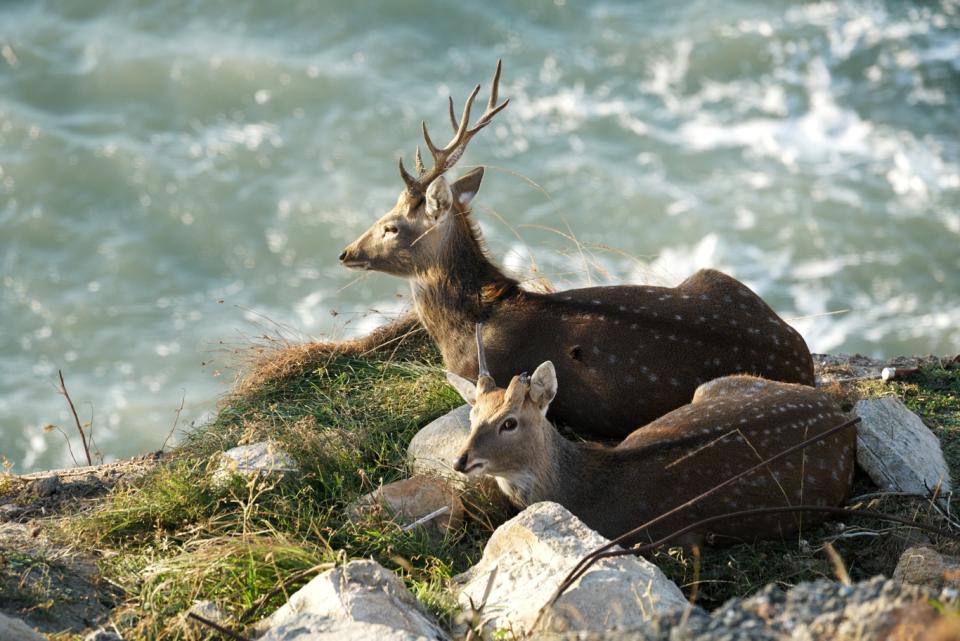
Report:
475,323,491,380
399,60,509,197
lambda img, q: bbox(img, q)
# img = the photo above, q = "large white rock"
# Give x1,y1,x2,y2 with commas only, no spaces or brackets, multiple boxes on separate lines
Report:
407,405,471,480
0,612,46,641
855,397,952,495
255,560,449,641
210,441,297,488
455,502,688,638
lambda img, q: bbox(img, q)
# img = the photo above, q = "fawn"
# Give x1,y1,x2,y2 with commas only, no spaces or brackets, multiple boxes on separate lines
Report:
447,327,855,545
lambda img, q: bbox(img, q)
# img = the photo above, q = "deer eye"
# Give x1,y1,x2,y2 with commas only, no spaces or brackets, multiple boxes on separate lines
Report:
499,417,518,433
383,224,399,236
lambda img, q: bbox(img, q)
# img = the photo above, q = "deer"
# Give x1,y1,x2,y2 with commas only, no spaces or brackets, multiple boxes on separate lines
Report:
446,326,856,546
339,61,816,440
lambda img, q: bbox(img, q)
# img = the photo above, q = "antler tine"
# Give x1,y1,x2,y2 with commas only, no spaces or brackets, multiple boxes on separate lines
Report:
475,323,491,380
414,146,425,175
488,59,502,112
398,157,421,195
448,96,458,132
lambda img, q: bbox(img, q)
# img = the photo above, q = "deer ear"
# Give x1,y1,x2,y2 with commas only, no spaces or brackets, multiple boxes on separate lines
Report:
446,371,478,406
452,167,484,208
425,176,454,220
528,361,557,414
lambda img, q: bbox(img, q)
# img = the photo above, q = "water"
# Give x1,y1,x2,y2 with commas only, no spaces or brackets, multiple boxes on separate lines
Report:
1,0,958,473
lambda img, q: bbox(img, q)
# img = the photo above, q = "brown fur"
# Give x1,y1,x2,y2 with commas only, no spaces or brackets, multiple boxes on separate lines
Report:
343,176,815,439
454,373,856,546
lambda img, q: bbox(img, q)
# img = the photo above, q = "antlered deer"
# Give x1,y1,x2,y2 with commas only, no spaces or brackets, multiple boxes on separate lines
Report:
447,327,855,545
339,61,815,439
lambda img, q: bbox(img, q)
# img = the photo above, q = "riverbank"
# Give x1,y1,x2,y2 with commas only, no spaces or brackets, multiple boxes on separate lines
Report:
2,317,958,639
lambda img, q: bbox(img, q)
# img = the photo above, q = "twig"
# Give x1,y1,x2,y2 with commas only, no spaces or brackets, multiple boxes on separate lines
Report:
542,416,862,614
186,612,252,641
401,505,450,532
57,369,92,466
161,391,186,452
239,563,334,623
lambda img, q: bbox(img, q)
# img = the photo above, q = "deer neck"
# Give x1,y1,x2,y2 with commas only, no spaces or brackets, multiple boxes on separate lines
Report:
411,213,517,354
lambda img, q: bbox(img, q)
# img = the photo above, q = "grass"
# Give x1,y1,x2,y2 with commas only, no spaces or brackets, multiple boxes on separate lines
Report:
63,322,506,640
5,326,959,639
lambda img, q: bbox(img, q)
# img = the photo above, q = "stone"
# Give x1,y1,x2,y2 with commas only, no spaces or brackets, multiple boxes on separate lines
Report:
894,545,960,590
349,475,464,536
0,612,47,641
407,405,471,480
854,397,952,496
455,502,688,638
210,441,297,488
254,560,450,641
84,630,123,641
33,475,61,498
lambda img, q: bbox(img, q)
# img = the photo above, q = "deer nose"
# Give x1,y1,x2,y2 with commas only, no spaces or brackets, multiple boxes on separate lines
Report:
338,249,348,262
453,453,469,474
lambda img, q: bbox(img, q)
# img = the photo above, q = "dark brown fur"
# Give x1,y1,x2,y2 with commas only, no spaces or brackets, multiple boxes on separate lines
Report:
456,374,855,546
413,210,815,439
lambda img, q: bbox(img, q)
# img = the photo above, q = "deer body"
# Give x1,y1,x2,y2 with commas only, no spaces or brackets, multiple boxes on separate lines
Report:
339,62,815,439
449,364,855,546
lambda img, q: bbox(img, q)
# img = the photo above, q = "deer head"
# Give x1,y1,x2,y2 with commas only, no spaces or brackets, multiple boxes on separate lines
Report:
339,62,508,277
448,325,558,479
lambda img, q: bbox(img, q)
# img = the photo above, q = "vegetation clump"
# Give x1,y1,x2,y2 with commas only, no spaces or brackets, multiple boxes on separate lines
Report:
1,323,958,639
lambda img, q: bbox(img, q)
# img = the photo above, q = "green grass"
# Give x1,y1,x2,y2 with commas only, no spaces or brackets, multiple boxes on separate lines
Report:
69,329,505,639
17,342,960,638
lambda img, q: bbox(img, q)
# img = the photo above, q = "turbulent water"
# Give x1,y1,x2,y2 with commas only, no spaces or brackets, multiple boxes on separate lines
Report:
1,1,958,472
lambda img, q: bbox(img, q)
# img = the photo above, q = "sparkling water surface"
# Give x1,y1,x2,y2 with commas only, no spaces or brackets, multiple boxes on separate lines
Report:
2,0,958,471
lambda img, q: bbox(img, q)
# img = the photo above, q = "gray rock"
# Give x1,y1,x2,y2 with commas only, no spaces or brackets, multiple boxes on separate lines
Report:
894,545,960,590
407,405,471,480
210,441,297,488
455,502,688,638
854,397,951,495
349,475,464,536
33,475,61,498
259,614,436,641
254,560,449,641
83,629,123,641
0,612,47,641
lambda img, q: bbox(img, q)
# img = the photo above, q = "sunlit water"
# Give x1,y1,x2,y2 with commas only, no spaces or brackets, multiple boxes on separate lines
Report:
2,0,958,472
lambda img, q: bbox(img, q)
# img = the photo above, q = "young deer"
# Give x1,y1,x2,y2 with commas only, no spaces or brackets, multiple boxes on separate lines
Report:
446,327,855,545
339,61,815,439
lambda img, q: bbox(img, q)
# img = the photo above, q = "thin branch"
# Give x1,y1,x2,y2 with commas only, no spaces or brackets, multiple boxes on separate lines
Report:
161,391,186,452
57,369,92,466
186,612,252,641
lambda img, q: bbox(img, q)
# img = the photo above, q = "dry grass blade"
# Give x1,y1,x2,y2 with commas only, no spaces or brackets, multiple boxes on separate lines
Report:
58,369,92,466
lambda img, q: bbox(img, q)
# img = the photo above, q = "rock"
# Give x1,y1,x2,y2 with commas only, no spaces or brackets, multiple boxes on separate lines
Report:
187,599,228,624
854,397,952,495
349,475,464,536
455,502,687,638
210,441,297,488
895,545,960,589
0,612,47,641
84,629,123,641
33,475,61,498
259,615,436,641
407,405,471,480
254,560,450,641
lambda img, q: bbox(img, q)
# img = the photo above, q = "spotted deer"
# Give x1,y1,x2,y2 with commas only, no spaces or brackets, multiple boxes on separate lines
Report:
446,327,855,545
339,61,815,440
